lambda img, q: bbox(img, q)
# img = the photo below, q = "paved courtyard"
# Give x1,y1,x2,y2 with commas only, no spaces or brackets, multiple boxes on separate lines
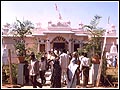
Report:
2,69,118,89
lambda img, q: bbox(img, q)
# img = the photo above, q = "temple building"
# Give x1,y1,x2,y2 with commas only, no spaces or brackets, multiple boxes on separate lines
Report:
2,19,118,64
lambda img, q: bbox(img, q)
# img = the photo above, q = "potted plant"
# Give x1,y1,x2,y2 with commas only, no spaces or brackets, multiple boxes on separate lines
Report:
12,19,34,63
14,39,26,63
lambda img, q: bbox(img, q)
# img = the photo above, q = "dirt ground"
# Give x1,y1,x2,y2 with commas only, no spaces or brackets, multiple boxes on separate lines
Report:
2,83,118,89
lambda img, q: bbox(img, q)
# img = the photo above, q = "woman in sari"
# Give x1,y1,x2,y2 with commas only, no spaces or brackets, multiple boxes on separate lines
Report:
50,54,62,88
67,52,79,88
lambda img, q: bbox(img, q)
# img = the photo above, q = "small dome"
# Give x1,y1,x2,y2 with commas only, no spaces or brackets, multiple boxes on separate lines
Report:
110,42,117,53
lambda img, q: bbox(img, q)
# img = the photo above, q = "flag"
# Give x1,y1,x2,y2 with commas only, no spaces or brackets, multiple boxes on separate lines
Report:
59,13,62,20
55,3,58,11
55,3,62,20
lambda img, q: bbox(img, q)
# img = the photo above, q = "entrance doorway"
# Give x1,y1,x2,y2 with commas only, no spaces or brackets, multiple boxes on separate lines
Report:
39,44,45,52
53,43,65,50
74,44,79,51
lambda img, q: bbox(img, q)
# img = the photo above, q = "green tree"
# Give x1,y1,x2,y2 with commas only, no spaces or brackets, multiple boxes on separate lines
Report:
83,15,105,56
13,19,34,56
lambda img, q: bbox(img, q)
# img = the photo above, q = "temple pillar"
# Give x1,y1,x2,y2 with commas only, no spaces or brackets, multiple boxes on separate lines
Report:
68,42,72,53
46,39,51,53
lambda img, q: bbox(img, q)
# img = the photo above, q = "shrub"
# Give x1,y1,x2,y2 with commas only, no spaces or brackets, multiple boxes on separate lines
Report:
2,64,18,84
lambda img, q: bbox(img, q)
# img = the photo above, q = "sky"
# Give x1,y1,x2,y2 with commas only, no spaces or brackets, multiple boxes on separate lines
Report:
1,1,119,35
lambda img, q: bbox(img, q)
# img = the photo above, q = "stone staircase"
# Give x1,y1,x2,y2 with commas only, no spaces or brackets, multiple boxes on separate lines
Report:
36,69,52,85
44,69,52,85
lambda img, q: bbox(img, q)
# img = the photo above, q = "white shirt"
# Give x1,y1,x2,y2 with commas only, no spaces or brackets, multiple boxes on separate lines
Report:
59,53,70,69
39,60,46,71
79,55,84,61
81,57,90,67
29,60,36,76
47,54,51,60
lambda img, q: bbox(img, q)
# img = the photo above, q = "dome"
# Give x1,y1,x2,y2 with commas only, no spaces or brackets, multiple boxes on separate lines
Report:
110,42,117,54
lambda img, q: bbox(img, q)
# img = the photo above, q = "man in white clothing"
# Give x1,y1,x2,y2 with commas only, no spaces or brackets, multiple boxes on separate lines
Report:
28,52,42,88
59,49,70,85
80,53,90,87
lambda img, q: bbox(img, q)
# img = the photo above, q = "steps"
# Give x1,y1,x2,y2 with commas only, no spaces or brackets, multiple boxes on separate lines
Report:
44,69,52,85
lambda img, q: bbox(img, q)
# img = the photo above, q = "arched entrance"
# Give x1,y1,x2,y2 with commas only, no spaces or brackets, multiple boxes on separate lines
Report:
50,36,68,50
53,43,65,50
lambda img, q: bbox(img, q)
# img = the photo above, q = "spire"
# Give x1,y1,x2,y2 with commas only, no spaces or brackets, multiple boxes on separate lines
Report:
55,3,58,11
59,13,62,20
54,3,62,20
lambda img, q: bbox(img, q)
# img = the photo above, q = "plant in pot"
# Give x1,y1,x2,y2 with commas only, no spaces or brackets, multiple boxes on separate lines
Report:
12,19,34,63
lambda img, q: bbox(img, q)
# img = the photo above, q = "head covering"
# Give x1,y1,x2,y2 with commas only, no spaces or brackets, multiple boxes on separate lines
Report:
68,59,78,79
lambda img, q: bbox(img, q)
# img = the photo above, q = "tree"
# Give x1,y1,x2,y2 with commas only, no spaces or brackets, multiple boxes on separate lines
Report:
83,15,105,57
12,19,34,56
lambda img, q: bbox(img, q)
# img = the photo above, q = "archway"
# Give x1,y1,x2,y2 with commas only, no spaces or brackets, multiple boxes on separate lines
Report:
50,36,68,51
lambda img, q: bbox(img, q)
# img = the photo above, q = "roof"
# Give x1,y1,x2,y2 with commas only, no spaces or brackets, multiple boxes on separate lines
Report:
75,34,88,36
43,30,75,34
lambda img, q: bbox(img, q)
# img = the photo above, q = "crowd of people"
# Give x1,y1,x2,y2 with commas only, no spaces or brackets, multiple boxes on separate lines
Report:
23,49,93,88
